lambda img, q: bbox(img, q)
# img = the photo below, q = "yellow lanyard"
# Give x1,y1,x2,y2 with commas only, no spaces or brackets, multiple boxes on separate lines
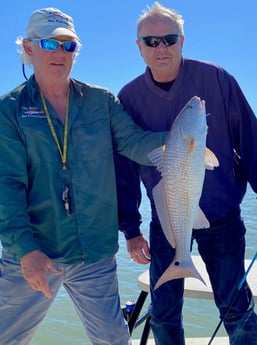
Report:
40,90,70,171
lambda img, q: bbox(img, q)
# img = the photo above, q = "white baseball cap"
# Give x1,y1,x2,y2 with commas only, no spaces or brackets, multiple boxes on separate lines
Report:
27,8,81,42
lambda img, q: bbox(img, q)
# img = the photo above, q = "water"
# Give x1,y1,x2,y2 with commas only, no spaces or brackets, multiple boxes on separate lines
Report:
1,187,257,344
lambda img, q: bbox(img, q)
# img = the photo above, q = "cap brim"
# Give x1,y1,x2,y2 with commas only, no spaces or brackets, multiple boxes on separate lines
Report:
34,27,81,42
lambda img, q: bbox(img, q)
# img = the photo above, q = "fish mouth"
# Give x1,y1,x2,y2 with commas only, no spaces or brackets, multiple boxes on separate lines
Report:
199,99,205,109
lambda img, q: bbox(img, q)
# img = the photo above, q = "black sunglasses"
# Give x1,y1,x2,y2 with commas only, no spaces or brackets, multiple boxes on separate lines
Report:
139,34,180,48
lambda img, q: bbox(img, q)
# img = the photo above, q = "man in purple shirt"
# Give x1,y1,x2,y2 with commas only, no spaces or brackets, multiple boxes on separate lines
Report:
115,2,257,345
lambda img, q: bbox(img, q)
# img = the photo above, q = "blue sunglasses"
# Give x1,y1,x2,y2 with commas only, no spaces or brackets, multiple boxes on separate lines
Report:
30,38,78,53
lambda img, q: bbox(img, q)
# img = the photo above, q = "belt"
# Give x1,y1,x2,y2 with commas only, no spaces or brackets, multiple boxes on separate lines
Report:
209,207,240,228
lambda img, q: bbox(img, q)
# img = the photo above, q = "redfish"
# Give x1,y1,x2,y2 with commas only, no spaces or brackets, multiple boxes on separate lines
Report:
148,96,219,290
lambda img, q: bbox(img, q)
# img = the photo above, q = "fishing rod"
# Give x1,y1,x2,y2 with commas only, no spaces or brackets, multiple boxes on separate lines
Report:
208,250,257,345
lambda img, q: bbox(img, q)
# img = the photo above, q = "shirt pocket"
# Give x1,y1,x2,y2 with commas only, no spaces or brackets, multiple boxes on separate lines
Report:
21,118,63,165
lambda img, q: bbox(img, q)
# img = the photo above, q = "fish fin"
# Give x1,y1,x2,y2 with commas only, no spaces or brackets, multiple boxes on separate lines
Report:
152,181,176,248
148,145,165,173
204,148,219,170
193,207,210,229
154,256,206,290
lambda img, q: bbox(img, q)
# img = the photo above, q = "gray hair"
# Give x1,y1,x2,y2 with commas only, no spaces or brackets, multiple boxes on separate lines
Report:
16,36,32,65
137,2,184,36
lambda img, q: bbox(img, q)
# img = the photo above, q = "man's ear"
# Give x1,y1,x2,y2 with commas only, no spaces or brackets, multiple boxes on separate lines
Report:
136,39,143,56
22,39,33,56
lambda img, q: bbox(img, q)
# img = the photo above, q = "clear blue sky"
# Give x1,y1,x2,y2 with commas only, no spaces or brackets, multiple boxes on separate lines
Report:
1,0,256,113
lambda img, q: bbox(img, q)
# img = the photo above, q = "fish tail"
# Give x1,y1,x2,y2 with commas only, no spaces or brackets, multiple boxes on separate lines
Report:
154,257,205,290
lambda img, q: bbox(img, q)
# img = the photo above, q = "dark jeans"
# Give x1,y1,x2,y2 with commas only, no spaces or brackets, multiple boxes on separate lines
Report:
150,225,185,345
149,215,257,345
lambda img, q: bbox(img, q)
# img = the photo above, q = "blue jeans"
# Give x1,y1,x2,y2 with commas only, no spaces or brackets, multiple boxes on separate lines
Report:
150,215,257,345
0,251,131,345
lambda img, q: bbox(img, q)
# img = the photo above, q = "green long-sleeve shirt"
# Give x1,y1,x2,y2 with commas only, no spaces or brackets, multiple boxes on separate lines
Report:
0,76,166,263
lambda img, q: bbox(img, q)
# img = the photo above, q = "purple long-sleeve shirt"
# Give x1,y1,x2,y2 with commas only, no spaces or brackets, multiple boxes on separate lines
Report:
115,58,257,240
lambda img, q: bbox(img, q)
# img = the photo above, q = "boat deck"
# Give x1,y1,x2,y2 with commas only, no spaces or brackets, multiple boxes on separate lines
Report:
138,255,257,300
